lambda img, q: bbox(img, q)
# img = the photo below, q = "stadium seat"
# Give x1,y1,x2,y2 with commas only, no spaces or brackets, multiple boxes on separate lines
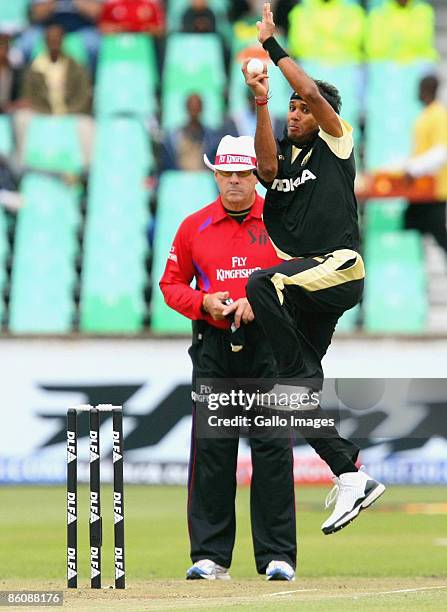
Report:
364,231,427,332
9,174,80,334
364,200,405,234
95,34,158,117
0,115,13,157
91,117,153,174
80,118,151,333
94,60,157,117
98,33,158,80
0,0,28,32
151,171,218,333
365,62,428,169
301,61,362,138
162,34,225,130
24,116,84,174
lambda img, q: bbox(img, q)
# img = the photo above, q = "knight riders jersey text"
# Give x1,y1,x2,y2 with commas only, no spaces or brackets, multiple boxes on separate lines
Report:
159,193,281,329
257,118,360,259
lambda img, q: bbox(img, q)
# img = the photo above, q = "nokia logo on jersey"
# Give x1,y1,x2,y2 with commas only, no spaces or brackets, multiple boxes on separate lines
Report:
271,170,317,192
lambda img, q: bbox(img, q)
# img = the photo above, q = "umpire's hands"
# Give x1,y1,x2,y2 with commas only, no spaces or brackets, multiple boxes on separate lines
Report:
222,298,254,328
202,291,230,320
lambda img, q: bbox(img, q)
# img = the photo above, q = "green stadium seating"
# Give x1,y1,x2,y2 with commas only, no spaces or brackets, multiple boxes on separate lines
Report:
301,61,362,139
9,174,80,333
95,61,157,117
162,34,225,130
365,62,426,169
0,0,28,31
364,231,427,332
0,115,13,157
151,171,218,333
95,34,158,116
80,118,151,333
364,200,405,234
24,116,84,174
32,32,89,65
98,33,158,81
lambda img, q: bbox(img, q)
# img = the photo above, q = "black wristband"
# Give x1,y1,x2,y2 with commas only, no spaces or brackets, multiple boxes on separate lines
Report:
262,36,289,65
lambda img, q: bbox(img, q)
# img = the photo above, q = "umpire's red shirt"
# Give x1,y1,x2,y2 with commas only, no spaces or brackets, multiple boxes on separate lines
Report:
159,193,281,329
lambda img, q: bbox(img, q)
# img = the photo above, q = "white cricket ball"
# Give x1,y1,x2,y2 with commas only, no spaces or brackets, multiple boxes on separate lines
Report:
247,58,265,75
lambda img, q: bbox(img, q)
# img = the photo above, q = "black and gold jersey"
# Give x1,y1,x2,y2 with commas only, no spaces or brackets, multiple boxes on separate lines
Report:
257,119,360,259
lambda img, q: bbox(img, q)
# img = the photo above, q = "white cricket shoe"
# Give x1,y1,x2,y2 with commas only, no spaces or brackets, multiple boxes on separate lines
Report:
266,560,295,581
321,467,386,535
186,559,231,580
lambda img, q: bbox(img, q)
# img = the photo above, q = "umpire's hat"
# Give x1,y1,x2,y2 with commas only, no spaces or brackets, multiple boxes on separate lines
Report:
204,135,257,172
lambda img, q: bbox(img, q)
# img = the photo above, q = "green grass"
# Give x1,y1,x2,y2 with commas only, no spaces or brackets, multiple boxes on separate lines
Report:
1,485,447,583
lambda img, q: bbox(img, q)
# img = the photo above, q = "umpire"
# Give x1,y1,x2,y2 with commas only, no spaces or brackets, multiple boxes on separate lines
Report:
234,3,385,536
160,135,298,581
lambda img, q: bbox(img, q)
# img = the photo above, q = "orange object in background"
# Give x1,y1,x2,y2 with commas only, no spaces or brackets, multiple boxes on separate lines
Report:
100,0,165,34
356,172,436,201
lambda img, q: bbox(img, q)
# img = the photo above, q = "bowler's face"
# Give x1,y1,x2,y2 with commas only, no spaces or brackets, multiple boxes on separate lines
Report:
287,99,319,146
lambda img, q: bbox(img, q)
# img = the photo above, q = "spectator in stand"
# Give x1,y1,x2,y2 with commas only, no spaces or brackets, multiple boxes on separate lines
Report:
287,0,365,64
160,93,218,172
20,24,91,115
0,35,22,114
15,24,93,165
16,1,102,70
181,0,216,34
403,75,447,257
366,0,437,63
100,0,165,36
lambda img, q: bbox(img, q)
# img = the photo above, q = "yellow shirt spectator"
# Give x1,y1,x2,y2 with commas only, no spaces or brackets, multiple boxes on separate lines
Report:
288,0,365,64
366,0,438,63
407,101,447,200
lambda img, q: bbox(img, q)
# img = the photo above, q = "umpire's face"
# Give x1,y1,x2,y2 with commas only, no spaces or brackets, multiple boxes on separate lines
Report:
287,99,319,146
215,170,257,209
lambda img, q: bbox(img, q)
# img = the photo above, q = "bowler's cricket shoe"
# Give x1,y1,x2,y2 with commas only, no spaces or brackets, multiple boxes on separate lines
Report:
266,561,295,581
186,559,231,580
321,468,386,535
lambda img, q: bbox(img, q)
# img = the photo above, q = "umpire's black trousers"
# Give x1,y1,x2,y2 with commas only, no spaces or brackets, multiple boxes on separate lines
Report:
187,321,296,573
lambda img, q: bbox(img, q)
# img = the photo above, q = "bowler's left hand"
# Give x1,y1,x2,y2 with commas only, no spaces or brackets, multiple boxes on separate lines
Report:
222,298,254,328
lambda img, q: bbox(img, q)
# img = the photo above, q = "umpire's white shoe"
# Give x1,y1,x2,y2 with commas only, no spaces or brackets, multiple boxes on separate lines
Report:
266,561,295,581
186,559,231,580
321,468,386,535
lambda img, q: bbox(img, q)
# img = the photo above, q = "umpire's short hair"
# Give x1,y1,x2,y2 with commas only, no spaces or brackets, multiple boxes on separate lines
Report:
290,80,342,114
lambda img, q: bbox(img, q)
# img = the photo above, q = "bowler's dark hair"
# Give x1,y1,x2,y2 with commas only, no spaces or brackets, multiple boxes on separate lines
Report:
291,79,342,114
314,80,342,114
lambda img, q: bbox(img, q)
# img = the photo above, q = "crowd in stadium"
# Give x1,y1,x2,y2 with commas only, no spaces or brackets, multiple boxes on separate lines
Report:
0,0,439,172
0,0,444,335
